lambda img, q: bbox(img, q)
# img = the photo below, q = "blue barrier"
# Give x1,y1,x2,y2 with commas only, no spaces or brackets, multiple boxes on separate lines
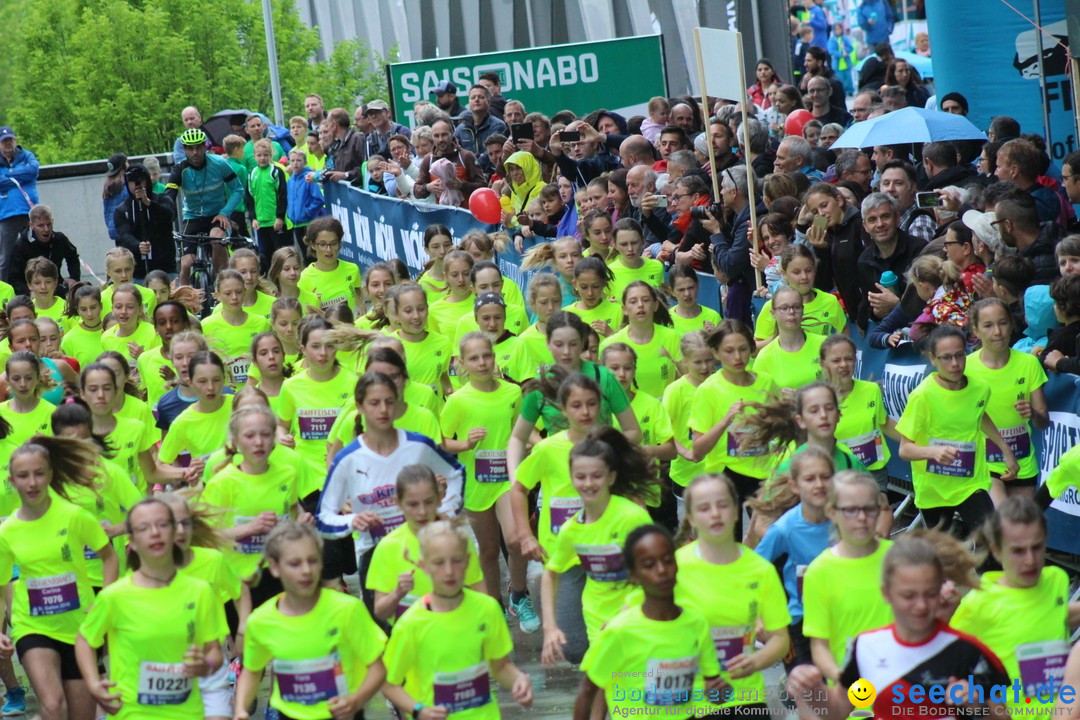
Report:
325,182,1080,553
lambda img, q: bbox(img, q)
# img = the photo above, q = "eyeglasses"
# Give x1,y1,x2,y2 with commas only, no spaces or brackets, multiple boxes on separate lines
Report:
934,352,966,363
835,505,881,519
774,305,803,314
314,241,341,250
131,521,175,535
672,193,691,200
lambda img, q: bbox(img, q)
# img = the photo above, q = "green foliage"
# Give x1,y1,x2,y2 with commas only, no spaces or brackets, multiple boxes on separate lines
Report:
5,0,391,164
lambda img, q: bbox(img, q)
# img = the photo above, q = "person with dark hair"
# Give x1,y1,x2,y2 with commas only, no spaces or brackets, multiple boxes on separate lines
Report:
881,85,908,112
835,150,872,193
988,116,1021,143
454,84,508,156
476,71,507,119
921,141,979,191
856,192,925,329
319,107,367,186
858,41,894,91
939,92,969,115
801,46,847,111
412,118,487,207
1040,274,1080,373
1061,150,1080,204
884,59,929,108
994,191,1061,283
995,139,1067,226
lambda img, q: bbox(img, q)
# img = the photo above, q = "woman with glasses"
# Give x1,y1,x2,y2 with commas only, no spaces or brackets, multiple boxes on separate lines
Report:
896,325,1019,535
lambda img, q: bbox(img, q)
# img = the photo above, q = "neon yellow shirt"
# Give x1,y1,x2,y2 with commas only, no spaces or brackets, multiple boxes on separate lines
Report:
583,603,722,715
965,349,1047,480
367,523,484,624
674,542,790,707
417,274,448,305
278,368,357,487
136,347,174,410
101,284,156,317
101,322,161,370
79,574,226,719
383,589,512,719
429,294,476,338
395,331,452,395
754,289,846,339
546,494,651,641
245,588,386,720
201,461,301,579
116,394,162,451
609,257,665,301
65,459,142,586
503,323,552,383
297,260,362,313
671,304,722,336
0,497,109,643
0,398,53,447
104,416,155,491
158,400,233,467
515,431,577,553
663,377,706,488
452,305,529,345
562,299,623,334
440,380,521,512
802,540,893,668
895,374,992,509
201,312,270,386
329,402,442,452
600,324,682,397
836,379,891,471
951,567,1070,709
689,371,779,478
32,295,66,324
751,334,824,391
210,291,275,319
60,324,103,370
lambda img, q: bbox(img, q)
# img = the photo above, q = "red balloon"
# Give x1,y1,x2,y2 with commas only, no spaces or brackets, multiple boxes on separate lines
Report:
784,109,814,138
469,188,502,224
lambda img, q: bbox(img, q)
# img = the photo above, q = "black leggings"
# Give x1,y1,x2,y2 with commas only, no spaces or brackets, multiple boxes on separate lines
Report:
726,469,762,541
921,490,994,536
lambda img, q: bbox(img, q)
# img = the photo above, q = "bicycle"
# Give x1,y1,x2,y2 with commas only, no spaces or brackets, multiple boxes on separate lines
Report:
172,232,255,317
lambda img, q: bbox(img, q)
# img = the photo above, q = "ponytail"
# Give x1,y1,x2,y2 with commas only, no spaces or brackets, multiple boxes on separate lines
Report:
569,425,658,505
11,435,100,500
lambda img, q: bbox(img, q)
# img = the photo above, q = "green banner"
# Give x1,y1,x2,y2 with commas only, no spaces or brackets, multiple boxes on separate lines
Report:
386,35,667,126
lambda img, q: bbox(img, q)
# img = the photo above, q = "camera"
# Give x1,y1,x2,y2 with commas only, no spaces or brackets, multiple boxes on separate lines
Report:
689,202,723,221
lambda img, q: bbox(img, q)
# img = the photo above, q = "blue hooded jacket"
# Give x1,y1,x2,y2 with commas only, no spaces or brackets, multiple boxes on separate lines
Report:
0,146,40,221
286,166,326,226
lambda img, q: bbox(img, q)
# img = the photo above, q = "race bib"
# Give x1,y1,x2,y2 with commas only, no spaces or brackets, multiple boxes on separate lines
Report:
318,295,347,310
433,662,491,713
645,656,697,706
844,430,885,466
711,626,751,668
274,653,348,705
1017,640,1069,699
574,543,626,582
26,573,79,616
726,428,765,458
228,357,251,385
297,409,339,441
549,497,584,536
474,450,507,483
234,515,287,555
138,661,192,706
367,505,405,541
926,439,976,478
986,425,1032,463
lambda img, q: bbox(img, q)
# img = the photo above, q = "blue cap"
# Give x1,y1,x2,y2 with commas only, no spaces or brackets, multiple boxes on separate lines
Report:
0,127,14,141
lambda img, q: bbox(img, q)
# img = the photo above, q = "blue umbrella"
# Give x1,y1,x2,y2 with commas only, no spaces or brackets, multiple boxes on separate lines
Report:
830,107,987,150
855,50,934,79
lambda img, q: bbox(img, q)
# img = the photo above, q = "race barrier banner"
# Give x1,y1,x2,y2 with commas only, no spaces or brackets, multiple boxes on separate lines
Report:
385,36,667,128
325,182,1080,552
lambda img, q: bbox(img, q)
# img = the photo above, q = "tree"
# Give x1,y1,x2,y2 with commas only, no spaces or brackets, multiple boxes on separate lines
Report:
5,0,391,163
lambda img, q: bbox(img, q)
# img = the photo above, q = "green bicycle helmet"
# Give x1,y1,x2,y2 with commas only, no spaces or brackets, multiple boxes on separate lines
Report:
180,128,208,146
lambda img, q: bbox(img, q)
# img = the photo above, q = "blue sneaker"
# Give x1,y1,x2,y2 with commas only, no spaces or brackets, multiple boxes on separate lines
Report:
2,686,25,716
510,594,541,634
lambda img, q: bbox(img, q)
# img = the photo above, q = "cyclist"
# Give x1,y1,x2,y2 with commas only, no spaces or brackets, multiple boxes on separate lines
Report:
165,128,243,284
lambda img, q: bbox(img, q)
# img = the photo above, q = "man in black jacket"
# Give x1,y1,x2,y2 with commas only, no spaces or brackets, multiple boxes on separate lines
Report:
8,205,80,295
855,193,926,330
114,165,177,277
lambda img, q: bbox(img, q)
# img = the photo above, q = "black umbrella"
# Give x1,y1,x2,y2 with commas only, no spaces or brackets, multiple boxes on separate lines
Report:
202,108,257,147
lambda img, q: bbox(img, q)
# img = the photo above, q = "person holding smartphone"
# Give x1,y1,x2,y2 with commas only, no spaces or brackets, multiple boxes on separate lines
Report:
113,164,176,279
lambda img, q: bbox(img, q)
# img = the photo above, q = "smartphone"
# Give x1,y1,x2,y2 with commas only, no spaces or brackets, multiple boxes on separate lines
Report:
812,215,829,230
511,123,533,142
916,191,943,209
560,130,582,143
654,195,669,208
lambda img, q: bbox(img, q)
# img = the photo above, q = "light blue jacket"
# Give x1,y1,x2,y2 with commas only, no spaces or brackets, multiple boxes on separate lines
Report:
0,146,40,220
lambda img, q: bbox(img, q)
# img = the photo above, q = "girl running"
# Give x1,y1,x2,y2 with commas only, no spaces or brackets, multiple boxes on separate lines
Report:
100,283,159,369
608,218,664,300
215,248,276,317
1,319,76,404
504,273,561,381
673,474,791,713
563,256,621,338
754,244,845,343
428,250,475,337
138,301,193,409
520,235,581,307
668,263,721,335
80,361,159,490
458,230,527,310
270,297,302,365
662,331,712,521
452,261,527,342
354,262,396,331
268,246,302,300
751,285,825,392
236,523,387,720
0,350,56,444
76,498,225,720
600,343,676,463
580,210,614,262
151,332,208,434
387,283,452,396
417,224,454,303
201,269,271,386
600,281,681,398
60,284,103,368
577,525,725,718
382,520,533,720
100,248,155,316
297,217,363,313
159,351,231,476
